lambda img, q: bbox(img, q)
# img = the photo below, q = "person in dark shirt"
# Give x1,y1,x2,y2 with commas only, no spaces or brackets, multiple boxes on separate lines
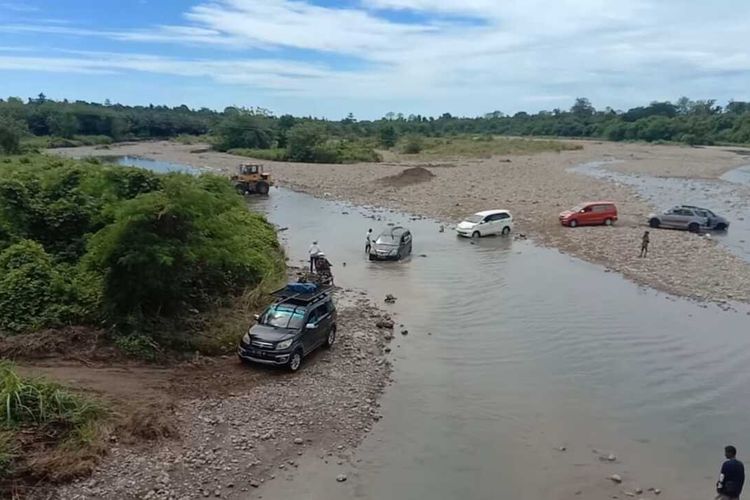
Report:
717,445,745,500
640,230,650,258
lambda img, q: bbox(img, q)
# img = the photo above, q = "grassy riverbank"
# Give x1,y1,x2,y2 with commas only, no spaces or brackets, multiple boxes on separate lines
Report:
0,362,107,495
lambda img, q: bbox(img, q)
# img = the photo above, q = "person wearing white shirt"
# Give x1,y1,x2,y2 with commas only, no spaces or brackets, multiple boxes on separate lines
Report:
365,228,373,254
308,241,321,272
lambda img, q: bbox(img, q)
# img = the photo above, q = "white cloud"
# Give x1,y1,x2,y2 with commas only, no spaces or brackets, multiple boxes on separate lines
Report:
0,2,39,12
0,51,351,91
1,0,749,116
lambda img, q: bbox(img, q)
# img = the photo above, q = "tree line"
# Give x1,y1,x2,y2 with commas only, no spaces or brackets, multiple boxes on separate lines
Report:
1,94,749,157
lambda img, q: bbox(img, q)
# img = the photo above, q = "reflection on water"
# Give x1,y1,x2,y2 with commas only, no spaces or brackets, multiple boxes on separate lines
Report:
571,161,750,263
105,155,205,175
248,188,750,500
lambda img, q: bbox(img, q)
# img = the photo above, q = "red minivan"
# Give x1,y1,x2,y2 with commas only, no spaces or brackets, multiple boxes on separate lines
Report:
559,201,618,227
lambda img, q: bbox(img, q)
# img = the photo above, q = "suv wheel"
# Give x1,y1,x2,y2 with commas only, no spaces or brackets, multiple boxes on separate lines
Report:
324,326,336,349
604,218,613,226
501,226,511,236
569,220,578,228
649,218,660,228
715,223,727,231
472,231,481,238
688,222,700,233
288,350,303,372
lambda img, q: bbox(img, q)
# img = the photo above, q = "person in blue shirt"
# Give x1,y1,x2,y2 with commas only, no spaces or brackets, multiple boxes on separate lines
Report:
717,445,745,500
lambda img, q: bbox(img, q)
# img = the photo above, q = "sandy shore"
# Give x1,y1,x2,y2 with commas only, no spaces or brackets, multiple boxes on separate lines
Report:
52,140,750,304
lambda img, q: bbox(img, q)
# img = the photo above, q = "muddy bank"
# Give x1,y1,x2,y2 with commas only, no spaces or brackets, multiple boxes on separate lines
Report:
52,140,750,304
24,290,392,499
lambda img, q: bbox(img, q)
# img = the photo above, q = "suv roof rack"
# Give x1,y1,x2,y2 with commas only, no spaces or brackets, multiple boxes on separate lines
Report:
271,283,333,305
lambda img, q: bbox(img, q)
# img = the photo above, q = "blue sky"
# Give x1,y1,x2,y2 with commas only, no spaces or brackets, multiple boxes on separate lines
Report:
1,0,749,119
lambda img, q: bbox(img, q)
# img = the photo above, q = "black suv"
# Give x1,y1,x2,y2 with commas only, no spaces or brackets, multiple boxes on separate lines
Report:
238,284,337,372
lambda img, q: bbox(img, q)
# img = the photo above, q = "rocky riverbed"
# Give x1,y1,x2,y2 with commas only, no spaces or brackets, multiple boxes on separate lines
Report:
36,291,393,500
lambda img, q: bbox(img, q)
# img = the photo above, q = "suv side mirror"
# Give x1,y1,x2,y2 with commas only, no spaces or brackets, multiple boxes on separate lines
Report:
305,322,316,330
254,314,260,321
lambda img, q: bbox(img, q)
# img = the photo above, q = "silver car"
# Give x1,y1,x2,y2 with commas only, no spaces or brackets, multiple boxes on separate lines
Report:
648,205,729,232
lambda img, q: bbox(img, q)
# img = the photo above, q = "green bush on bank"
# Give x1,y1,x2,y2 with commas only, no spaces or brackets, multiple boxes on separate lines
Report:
0,154,284,346
228,136,381,164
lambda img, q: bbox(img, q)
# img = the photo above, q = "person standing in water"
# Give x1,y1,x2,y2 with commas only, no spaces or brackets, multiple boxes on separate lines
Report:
308,240,321,272
640,230,650,258
365,228,373,254
717,445,744,500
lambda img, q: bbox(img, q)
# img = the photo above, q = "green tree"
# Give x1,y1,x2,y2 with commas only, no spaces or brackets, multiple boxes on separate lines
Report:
286,123,327,162
213,112,275,151
0,115,23,154
571,97,595,118
86,175,282,331
46,112,80,138
378,124,398,148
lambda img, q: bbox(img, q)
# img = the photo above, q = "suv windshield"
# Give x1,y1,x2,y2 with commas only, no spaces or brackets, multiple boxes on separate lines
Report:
464,214,483,224
262,304,306,329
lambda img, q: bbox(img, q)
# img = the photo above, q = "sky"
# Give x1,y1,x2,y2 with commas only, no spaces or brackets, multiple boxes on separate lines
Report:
0,0,749,119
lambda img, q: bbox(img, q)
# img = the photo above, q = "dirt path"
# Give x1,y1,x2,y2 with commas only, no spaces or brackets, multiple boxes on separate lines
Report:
22,292,393,499
53,140,750,305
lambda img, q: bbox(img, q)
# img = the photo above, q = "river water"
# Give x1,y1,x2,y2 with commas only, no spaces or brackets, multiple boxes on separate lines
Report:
115,158,750,499
247,188,750,500
109,155,205,175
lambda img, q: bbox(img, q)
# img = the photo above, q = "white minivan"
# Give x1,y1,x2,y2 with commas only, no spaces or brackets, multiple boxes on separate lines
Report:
456,210,513,238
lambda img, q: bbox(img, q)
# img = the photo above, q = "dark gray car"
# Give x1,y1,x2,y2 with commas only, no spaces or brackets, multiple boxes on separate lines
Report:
648,205,729,232
238,285,336,372
369,226,412,261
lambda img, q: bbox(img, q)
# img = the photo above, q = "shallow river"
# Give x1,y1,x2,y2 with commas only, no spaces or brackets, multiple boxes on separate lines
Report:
115,157,750,499
247,188,750,500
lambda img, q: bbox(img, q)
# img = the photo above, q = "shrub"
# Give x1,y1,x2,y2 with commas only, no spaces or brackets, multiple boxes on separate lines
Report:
114,335,161,361
227,148,287,161
286,123,327,162
85,174,284,332
332,141,381,163
0,155,284,346
0,240,65,333
402,134,424,154
212,114,275,151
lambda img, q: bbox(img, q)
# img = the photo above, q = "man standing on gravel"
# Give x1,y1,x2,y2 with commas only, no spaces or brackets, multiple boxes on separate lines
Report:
365,228,373,254
309,240,321,272
716,445,744,500
640,230,650,258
